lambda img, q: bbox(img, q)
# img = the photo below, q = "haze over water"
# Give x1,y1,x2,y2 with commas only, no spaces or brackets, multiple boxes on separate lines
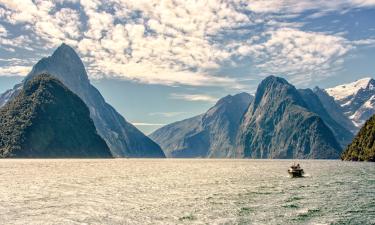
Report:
0,159,373,224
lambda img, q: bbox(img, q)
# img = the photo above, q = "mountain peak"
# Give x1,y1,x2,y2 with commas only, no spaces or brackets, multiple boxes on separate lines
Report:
0,44,165,158
261,75,289,87
324,76,375,129
238,76,342,159
252,75,304,112
0,73,112,158
215,92,252,107
326,77,374,101
53,43,80,59
26,43,89,90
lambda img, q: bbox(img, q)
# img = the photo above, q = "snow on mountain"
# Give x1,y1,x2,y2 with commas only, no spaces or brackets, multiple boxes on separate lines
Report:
326,77,373,101
325,77,375,129
0,84,22,107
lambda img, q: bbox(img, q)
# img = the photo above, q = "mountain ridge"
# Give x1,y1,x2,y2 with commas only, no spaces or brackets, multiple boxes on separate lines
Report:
236,76,342,159
0,74,112,158
150,92,253,157
0,43,165,158
325,77,375,129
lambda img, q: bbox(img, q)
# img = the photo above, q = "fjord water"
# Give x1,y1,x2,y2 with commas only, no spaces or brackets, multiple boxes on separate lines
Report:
0,159,373,224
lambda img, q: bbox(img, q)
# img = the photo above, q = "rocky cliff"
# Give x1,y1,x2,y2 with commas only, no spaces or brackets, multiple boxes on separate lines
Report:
0,44,165,158
236,76,342,159
150,93,253,157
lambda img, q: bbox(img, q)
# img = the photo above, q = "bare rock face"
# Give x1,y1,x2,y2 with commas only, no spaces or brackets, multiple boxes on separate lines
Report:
0,44,165,158
298,88,353,147
150,93,253,157
313,87,357,134
236,76,342,159
0,74,112,158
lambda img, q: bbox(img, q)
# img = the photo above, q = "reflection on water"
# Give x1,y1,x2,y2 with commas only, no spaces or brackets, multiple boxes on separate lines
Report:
0,159,373,224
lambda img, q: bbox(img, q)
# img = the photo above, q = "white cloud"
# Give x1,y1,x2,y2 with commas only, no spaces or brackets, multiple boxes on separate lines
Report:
170,93,218,102
0,0,252,87
243,0,375,14
236,28,352,84
0,24,7,37
0,65,30,76
0,0,374,87
131,122,166,126
149,112,186,117
0,35,32,48
352,38,375,46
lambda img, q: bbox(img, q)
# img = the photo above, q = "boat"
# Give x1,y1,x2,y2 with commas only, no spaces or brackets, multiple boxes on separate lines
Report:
288,163,304,178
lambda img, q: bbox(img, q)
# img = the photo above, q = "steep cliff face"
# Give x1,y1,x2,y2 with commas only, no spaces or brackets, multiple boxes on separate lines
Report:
0,44,165,158
298,88,353,147
237,76,342,159
313,87,357,133
341,114,375,161
150,93,253,157
0,74,112,158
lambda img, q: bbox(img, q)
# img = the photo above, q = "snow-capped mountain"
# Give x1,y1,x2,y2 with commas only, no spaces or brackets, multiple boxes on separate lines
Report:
325,77,375,128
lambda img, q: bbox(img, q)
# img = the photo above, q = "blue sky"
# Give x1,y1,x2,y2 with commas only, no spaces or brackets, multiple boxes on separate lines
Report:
0,0,375,134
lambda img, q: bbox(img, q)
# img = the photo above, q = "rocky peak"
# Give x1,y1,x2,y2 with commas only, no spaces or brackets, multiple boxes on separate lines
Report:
250,75,307,115
237,75,342,159
325,77,375,128
326,77,374,102
0,73,111,158
26,43,89,92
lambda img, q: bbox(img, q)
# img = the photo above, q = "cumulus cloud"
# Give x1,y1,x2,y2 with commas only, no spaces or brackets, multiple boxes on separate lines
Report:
243,0,375,14
0,24,7,37
0,65,31,76
236,28,352,84
0,0,374,86
73,0,250,87
170,93,218,102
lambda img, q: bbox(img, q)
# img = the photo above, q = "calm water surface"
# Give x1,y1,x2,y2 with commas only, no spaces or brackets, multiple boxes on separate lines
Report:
0,159,373,224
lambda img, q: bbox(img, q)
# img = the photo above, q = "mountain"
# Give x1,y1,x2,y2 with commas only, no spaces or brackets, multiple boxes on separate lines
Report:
0,74,112,158
341,114,375,161
325,77,375,129
298,88,353,147
150,93,253,157
0,44,165,158
313,87,357,133
236,76,342,159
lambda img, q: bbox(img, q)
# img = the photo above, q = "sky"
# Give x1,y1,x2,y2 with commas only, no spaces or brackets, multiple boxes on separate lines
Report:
0,0,375,134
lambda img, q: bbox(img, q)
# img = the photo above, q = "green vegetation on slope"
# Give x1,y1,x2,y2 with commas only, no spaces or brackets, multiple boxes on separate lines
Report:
0,73,111,158
341,114,375,161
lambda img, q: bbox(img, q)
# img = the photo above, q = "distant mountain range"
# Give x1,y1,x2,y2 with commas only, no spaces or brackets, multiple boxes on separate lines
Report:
298,88,353,147
0,74,112,158
151,76,375,159
325,77,375,129
150,93,253,157
0,44,165,158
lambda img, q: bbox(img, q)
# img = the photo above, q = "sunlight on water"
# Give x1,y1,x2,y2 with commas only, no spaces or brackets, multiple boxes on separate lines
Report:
0,159,373,224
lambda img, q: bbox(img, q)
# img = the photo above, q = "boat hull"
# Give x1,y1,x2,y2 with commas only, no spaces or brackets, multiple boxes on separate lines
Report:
288,170,304,178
